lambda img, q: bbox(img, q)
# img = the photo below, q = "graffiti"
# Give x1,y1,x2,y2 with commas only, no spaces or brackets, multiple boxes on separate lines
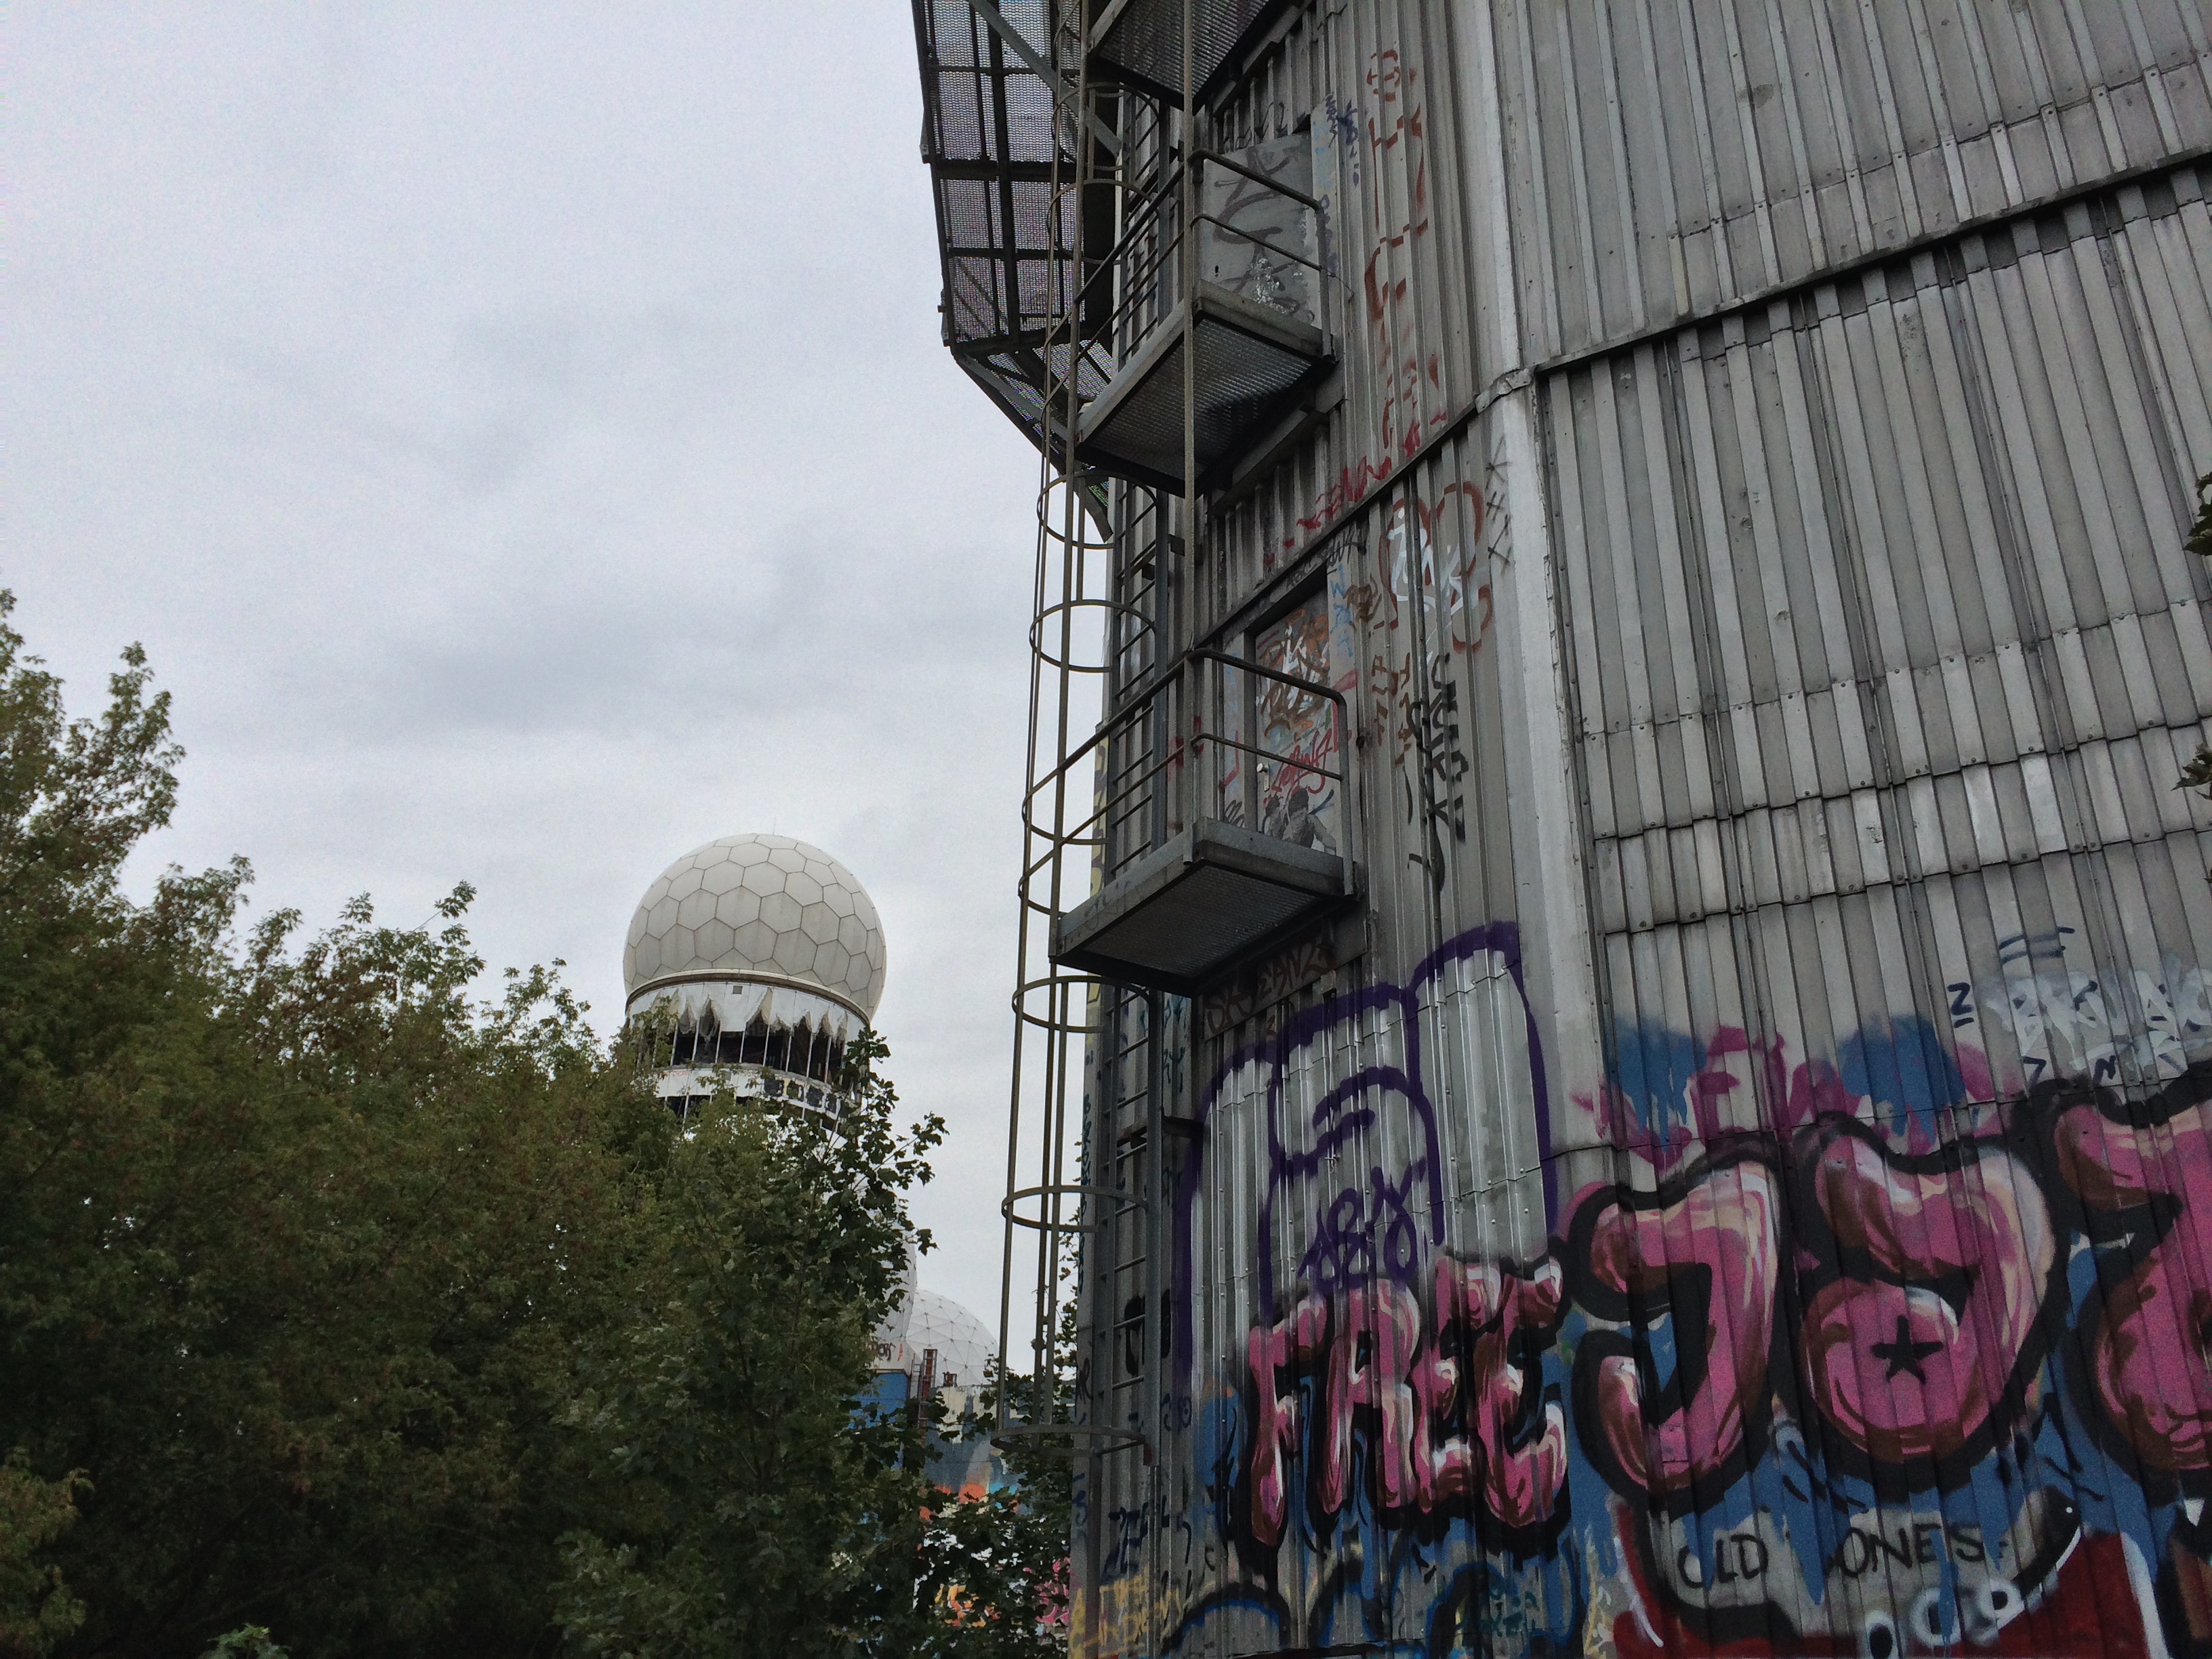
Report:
1231,924,1548,1327
1199,932,1352,1042
1568,1146,1782,1506
1240,1254,1567,1555
1564,1062,2211,1653
1296,51,1443,544
1795,1115,2062,1487
1401,662,1467,893
1199,136,1319,329
1252,595,1340,855
1329,459,1503,907
1076,922,2212,1659
2055,1097,2212,1477
1347,476,1499,670
1969,929,2212,1093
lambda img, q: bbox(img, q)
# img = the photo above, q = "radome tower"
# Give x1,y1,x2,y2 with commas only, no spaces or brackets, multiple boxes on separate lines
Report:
624,833,886,1118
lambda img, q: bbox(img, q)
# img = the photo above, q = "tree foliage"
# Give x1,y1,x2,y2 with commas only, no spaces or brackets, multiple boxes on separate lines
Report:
554,1031,942,1658
0,596,1069,1658
1,593,675,1654
886,1303,1078,1659
0,1451,86,1656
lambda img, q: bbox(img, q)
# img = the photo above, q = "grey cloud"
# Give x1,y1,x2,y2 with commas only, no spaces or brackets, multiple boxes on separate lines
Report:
12,1,1038,1327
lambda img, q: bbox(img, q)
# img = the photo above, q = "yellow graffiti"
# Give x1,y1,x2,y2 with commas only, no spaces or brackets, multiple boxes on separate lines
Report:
1070,1574,1185,1659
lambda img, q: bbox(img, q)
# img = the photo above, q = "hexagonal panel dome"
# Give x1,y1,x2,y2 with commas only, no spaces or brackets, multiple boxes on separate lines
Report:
901,1290,996,1392
626,834,887,1017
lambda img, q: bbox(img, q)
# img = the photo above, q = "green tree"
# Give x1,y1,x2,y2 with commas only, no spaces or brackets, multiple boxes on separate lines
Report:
0,598,661,1654
0,1450,87,1655
552,1025,1075,1659
554,1030,949,1658
848,1279,1075,1659
0,597,1054,1657
890,1376,1073,1659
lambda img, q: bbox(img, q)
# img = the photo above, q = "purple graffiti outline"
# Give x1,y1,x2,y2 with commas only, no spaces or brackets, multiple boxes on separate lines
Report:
1172,922,1553,1382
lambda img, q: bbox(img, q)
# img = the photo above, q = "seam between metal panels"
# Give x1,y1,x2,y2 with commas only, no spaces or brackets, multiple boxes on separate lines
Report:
1246,146,2212,560
1952,0,2026,208
1855,0,1927,242
1975,190,2201,985
1549,3,1607,346
1672,0,1738,297
1763,0,1830,272
1581,763,2212,853
1677,323,1789,1124
1521,146,2212,384
1940,204,2136,1024
1537,365,1620,1169
1578,644,2212,744
2087,193,2198,539
1805,0,1879,256
1716,0,1783,289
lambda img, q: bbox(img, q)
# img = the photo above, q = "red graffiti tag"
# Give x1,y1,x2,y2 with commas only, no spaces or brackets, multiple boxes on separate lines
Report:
1244,1292,1329,1550
1410,1256,1567,1531
1319,1279,1424,1515
1241,1257,1568,1551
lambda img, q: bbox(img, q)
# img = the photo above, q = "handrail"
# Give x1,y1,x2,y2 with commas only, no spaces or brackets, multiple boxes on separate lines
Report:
1188,646,1356,876
1027,644,1357,895
1076,150,1326,369
1189,146,1325,213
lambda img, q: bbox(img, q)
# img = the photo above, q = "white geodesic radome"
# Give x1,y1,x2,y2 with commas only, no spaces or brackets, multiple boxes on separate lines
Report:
871,1244,919,1370
624,834,886,1020
899,1290,995,1393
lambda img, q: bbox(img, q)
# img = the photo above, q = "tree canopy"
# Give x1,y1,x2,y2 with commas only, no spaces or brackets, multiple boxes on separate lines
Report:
0,597,1067,1658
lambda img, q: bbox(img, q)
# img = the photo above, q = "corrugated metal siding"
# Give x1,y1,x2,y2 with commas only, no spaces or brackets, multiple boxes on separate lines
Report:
1552,161,2212,1153
1192,0,2212,602
1202,0,1502,592
1063,4,2212,1655
1076,405,1558,1656
1492,0,2212,360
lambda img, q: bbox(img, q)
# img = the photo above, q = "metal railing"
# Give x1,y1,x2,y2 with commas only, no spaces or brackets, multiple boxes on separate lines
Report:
981,13,1338,1652
1082,149,1327,375
1029,645,1357,898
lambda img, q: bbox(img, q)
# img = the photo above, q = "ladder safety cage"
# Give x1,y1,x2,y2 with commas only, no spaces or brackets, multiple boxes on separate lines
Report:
945,0,1136,1480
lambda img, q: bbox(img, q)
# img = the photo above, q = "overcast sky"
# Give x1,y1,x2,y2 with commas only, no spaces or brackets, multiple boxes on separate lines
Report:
10,4,1044,1327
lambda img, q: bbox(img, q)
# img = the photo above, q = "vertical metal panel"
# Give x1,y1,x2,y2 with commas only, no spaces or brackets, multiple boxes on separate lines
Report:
1490,0,2212,360
1554,167,2212,1151
1199,0,2212,606
1056,1,2212,1652
1206,0,1501,588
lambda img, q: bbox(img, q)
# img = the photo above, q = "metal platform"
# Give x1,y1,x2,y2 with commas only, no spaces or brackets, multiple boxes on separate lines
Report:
1051,817,1351,995
1089,0,1289,104
1074,144,1329,489
1077,286,1326,488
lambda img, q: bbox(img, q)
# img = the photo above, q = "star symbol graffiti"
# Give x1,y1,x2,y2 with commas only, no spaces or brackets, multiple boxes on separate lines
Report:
1870,1315,1944,1382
